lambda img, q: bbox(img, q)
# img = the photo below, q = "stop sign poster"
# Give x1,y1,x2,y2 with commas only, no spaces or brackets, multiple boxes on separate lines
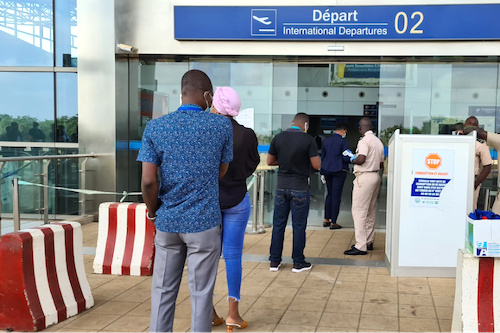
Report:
410,149,455,208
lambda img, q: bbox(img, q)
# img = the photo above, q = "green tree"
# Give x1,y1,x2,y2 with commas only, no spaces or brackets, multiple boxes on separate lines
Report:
380,125,422,145
0,114,54,142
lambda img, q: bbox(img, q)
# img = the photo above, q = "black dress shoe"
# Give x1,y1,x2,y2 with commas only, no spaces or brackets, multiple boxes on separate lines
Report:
330,223,342,230
323,221,331,227
351,243,373,250
344,247,368,255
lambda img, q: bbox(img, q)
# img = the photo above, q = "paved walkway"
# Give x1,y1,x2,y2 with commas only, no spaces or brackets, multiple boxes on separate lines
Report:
42,223,455,332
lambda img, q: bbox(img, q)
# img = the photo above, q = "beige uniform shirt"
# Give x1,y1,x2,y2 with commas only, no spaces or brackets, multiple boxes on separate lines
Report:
486,132,500,152
485,132,500,213
354,130,385,173
475,141,492,176
487,133,500,188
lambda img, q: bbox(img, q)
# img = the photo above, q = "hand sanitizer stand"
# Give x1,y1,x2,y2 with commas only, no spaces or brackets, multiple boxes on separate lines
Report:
386,130,475,277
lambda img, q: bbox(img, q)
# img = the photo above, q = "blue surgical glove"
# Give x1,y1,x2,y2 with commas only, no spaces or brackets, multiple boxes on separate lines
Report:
350,154,357,163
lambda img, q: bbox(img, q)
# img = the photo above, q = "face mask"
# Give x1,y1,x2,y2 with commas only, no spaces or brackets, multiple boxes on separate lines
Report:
342,133,347,138
304,122,309,132
204,92,212,112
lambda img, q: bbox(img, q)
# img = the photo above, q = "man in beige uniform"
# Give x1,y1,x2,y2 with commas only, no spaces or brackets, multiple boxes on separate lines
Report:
464,116,492,209
344,117,385,255
464,125,499,213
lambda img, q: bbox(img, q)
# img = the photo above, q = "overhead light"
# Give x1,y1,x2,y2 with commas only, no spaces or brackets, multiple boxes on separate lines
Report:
117,43,138,53
328,46,345,51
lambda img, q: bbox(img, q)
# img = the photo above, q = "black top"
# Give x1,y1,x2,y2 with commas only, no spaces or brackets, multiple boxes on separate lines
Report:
321,133,350,173
268,128,319,190
219,119,260,209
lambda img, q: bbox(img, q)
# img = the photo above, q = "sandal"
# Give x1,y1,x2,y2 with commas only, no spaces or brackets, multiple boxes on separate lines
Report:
212,316,224,326
226,320,247,332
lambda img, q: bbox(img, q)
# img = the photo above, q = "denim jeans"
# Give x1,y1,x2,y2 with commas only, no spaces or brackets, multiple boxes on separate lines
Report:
324,170,347,222
269,188,310,264
221,192,251,301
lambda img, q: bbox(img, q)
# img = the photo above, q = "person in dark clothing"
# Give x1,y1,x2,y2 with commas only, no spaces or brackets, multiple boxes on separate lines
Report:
2,126,10,141
210,87,259,332
7,122,22,141
56,125,70,142
320,122,351,229
28,122,45,142
267,113,321,273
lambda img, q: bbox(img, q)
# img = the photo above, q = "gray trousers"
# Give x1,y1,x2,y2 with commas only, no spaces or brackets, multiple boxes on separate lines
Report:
150,225,221,332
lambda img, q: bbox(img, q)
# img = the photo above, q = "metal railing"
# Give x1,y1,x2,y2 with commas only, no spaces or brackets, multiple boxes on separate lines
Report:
4,153,270,234
246,170,269,234
2,153,98,232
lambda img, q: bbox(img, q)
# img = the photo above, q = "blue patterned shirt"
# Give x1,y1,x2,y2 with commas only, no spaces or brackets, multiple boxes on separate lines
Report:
137,104,233,233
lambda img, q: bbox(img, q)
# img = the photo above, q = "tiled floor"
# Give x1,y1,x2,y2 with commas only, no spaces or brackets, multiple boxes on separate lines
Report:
43,222,454,332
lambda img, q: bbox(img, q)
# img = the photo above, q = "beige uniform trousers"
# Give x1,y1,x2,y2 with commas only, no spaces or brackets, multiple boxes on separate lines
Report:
352,172,381,252
473,183,481,210
493,193,500,215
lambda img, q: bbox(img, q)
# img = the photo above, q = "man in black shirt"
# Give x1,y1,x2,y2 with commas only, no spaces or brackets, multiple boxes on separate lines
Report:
267,113,321,272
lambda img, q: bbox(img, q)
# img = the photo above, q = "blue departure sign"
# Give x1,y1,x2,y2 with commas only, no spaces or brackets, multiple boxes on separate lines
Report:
174,5,500,41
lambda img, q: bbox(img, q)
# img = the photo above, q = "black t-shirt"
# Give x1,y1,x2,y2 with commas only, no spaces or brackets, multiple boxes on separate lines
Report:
268,128,319,190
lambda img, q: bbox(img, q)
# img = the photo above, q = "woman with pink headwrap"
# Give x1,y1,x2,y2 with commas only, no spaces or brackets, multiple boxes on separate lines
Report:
210,87,259,332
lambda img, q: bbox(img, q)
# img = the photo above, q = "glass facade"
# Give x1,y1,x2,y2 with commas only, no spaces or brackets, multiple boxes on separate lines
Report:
0,0,78,219
0,72,54,141
56,72,78,142
55,0,77,67
0,0,77,67
118,56,500,228
379,62,500,140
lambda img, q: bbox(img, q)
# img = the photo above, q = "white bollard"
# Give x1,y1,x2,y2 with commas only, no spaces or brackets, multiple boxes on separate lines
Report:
93,202,156,276
0,222,93,331
452,249,499,332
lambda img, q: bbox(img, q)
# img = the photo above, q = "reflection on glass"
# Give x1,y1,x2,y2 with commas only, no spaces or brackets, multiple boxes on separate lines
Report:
55,0,77,67
0,146,80,216
28,122,47,141
379,62,500,145
136,62,188,140
0,0,54,66
0,72,54,142
56,73,78,142
191,61,274,144
54,147,80,215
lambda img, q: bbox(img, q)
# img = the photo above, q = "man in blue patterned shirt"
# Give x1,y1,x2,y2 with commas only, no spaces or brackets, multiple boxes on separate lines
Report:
137,69,233,332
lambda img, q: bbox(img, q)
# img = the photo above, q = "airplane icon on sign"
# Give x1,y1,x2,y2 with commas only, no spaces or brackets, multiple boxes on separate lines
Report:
251,9,277,36
252,15,272,25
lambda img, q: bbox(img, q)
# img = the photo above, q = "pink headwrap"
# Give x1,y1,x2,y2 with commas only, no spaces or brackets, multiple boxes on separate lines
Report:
213,86,241,117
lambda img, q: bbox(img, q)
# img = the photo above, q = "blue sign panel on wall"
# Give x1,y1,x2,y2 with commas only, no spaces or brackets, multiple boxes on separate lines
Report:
174,5,500,41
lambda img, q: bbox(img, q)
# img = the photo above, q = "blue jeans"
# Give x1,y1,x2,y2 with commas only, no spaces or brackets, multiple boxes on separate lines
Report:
221,193,251,301
269,188,310,265
324,170,347,222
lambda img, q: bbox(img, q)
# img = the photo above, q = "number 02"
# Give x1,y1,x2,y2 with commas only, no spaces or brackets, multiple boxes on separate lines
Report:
395,11,424,34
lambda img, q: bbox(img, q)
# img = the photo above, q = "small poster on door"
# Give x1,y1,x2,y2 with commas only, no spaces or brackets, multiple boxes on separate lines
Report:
235,108,254,130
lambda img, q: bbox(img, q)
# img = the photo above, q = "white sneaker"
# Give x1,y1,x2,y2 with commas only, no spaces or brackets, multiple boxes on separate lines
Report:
270,262,281,272
292,262,312,273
